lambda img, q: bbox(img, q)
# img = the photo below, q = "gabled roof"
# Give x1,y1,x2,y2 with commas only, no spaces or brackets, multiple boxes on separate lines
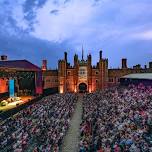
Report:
0,60,41,71
122,73,152,80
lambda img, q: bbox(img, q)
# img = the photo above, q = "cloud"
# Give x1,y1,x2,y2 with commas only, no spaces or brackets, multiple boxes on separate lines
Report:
131,30,152,40
22,0,47,27
50,9,59,15
0,0,152,68
32,0,97,42
30,0,152,45
0,33,74,68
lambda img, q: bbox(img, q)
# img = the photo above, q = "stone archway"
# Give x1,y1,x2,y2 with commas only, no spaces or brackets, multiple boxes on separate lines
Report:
79,83,87,93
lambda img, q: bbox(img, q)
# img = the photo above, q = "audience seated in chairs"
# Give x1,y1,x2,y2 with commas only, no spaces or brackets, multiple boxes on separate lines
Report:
80,84,152,152
0,93,77,151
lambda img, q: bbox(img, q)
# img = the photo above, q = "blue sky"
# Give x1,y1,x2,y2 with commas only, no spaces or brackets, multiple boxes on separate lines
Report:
0,0,152,69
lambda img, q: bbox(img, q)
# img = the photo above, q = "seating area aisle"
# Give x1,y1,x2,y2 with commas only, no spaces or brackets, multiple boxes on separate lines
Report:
62,95,83,152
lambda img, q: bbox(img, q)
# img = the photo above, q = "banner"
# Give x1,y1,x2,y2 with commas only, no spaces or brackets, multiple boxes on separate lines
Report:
0,79,8,93
9,79,15,97
35,72,43,94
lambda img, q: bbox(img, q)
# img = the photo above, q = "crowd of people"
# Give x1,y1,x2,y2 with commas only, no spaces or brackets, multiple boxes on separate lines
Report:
0,93,77,152
1,83,152,152
80,84,152,152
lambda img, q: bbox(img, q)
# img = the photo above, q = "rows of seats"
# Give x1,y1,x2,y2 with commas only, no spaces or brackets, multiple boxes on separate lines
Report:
80,84,152,152
0,93,77,151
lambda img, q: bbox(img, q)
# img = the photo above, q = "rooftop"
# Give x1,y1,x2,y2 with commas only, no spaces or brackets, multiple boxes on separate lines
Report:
122,73,152,80
0,60,41,71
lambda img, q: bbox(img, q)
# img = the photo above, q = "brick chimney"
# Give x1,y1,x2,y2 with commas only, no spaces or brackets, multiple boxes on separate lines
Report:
1,55,7,61
122,58,127,69
149,62,152,69
42,60,47,71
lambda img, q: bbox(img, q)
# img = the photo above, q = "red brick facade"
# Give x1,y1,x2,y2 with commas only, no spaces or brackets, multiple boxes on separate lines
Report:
42,51,152,93
58,51,108,93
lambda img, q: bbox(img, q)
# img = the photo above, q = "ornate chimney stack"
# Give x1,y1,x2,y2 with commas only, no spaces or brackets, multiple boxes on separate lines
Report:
42,60,47,71
74,54,78,67
1,55,7,61
144,65,147,69
87,54,92,65
122,58,127,69
149,62,152,69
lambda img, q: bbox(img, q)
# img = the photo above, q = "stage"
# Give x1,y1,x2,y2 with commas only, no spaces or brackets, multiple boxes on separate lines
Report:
0,96,34,112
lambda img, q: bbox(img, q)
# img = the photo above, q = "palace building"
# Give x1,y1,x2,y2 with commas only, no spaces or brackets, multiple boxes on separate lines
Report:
0,50,152,95
58,50,108,93
42,49,152,93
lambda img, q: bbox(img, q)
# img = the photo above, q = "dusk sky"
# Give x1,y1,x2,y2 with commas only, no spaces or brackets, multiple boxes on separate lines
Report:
0,0,152,69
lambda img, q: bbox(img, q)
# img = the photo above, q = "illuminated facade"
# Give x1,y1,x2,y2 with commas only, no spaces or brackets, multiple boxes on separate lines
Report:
42,49,152,93
58,50,108,93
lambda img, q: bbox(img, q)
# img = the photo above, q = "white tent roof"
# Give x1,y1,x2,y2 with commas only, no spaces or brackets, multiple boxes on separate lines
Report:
122,73,152,80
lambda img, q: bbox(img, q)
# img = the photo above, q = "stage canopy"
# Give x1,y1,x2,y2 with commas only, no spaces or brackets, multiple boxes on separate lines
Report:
0,60,42,95
120,73,152,86
0,60,41,71
122,73,152,80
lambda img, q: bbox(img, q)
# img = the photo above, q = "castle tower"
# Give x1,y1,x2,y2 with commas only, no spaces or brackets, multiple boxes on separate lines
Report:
99,50,108,90
58,52,67,93
73,54,79,92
